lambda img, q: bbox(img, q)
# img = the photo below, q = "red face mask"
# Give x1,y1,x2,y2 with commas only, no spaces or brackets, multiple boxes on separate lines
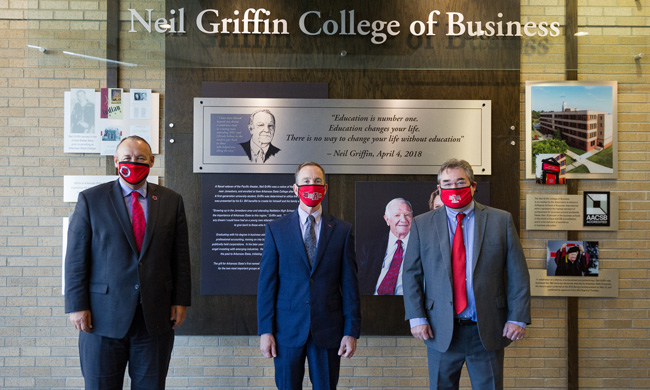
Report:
118,161,150,185
440,186,473,209
297,185,326,207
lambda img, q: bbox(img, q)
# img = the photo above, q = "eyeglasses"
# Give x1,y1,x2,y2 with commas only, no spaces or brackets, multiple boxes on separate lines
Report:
440,179,469,189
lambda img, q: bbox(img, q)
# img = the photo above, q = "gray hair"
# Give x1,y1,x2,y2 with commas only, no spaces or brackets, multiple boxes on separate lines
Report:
384,198,413,216
248,109,276,130
437,158,475,184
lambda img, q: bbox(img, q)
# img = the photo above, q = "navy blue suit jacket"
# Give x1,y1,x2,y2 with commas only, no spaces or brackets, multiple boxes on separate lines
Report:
64,180,191,339
257,210,361,349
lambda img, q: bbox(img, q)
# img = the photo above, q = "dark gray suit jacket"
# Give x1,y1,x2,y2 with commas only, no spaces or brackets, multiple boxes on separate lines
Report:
403,202,530,352
357,233,389,295
65,180,191,338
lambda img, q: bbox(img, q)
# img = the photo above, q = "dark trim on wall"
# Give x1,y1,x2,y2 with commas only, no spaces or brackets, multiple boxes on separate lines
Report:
567,181,579,390
104,2,120,175
565,0,579,388
106,1,119,88
565,0,578,81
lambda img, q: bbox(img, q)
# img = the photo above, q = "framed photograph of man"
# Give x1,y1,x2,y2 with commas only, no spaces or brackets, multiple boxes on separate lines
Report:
355,180,490,295
525,81,617,180
69,88,96,134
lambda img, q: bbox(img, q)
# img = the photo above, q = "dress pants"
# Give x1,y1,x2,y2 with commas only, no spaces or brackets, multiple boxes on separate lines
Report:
79,305,174,390
426,321,504,390
274,333,341,390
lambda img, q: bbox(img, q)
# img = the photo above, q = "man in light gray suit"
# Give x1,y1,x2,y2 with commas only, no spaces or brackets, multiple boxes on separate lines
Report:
403,158,531,390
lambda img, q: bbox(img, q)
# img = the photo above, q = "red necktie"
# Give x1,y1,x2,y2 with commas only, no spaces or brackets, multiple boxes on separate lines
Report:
452,213,467,314
377,239,404,295
131,191,145,253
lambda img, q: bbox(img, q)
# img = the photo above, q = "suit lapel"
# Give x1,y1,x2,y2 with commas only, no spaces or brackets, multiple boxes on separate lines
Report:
289,210,312,270
139,183,158,257
435,209,453,281
472,202,487,272
311,212,335,274
109,180,139,254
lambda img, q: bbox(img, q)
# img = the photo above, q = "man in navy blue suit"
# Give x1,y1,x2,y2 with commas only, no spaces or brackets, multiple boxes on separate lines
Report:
257,162,361,390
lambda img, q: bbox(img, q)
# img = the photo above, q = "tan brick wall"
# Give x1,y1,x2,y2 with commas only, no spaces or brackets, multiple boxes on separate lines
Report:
520,2,650,390
1,1,648,389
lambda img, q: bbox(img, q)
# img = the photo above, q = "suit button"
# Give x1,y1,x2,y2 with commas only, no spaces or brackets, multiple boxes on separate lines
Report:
306,301,310,305
139,262,143,266
310,278,314,283
135,284,139,290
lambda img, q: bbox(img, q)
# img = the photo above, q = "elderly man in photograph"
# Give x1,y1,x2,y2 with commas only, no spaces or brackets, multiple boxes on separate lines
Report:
403,158,531,390
240,108,281,163
65,136,191,390
358,198,413,295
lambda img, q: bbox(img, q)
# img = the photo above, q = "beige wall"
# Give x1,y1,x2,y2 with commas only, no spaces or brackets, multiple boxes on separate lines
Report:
1,1,648,389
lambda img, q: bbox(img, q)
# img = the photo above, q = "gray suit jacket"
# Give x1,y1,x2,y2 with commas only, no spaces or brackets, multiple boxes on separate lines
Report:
403,201,530,352
65,180,191,338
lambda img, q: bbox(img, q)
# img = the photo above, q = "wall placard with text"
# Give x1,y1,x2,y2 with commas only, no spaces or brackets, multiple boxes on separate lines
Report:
194,98,491,175
526,194,618,231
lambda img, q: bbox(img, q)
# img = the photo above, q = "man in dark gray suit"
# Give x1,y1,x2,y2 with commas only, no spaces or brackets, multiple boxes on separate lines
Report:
65,136,191,390
403,158,530,390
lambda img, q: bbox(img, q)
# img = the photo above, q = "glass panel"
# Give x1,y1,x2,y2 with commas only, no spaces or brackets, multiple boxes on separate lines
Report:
25,2,646,73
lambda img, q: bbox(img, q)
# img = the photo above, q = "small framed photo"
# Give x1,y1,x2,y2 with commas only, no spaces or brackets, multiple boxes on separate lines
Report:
547,240,599,277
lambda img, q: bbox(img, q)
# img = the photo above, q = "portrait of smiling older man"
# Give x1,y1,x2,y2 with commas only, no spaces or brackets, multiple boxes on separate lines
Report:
357,198,414,295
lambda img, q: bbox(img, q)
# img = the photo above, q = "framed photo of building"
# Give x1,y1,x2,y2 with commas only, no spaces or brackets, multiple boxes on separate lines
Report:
525,81,617,179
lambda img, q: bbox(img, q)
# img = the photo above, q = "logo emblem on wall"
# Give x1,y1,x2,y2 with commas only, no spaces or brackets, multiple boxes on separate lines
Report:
583,191,610,227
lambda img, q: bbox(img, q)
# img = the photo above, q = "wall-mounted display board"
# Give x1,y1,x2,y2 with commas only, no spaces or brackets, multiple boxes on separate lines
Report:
193,98,491,174
526,193,618,231
530,270,618,298
63,175,159,203
63,90,160,155
200,173,303,295
164,0,521,336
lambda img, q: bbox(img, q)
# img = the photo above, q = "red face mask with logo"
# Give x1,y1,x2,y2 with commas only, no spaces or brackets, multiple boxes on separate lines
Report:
440,186,473,209
297,185,326,207
118,161,150,185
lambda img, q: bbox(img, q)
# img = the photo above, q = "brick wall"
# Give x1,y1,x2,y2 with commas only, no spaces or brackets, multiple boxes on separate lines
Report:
520,1,650,390
1,1,648,389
